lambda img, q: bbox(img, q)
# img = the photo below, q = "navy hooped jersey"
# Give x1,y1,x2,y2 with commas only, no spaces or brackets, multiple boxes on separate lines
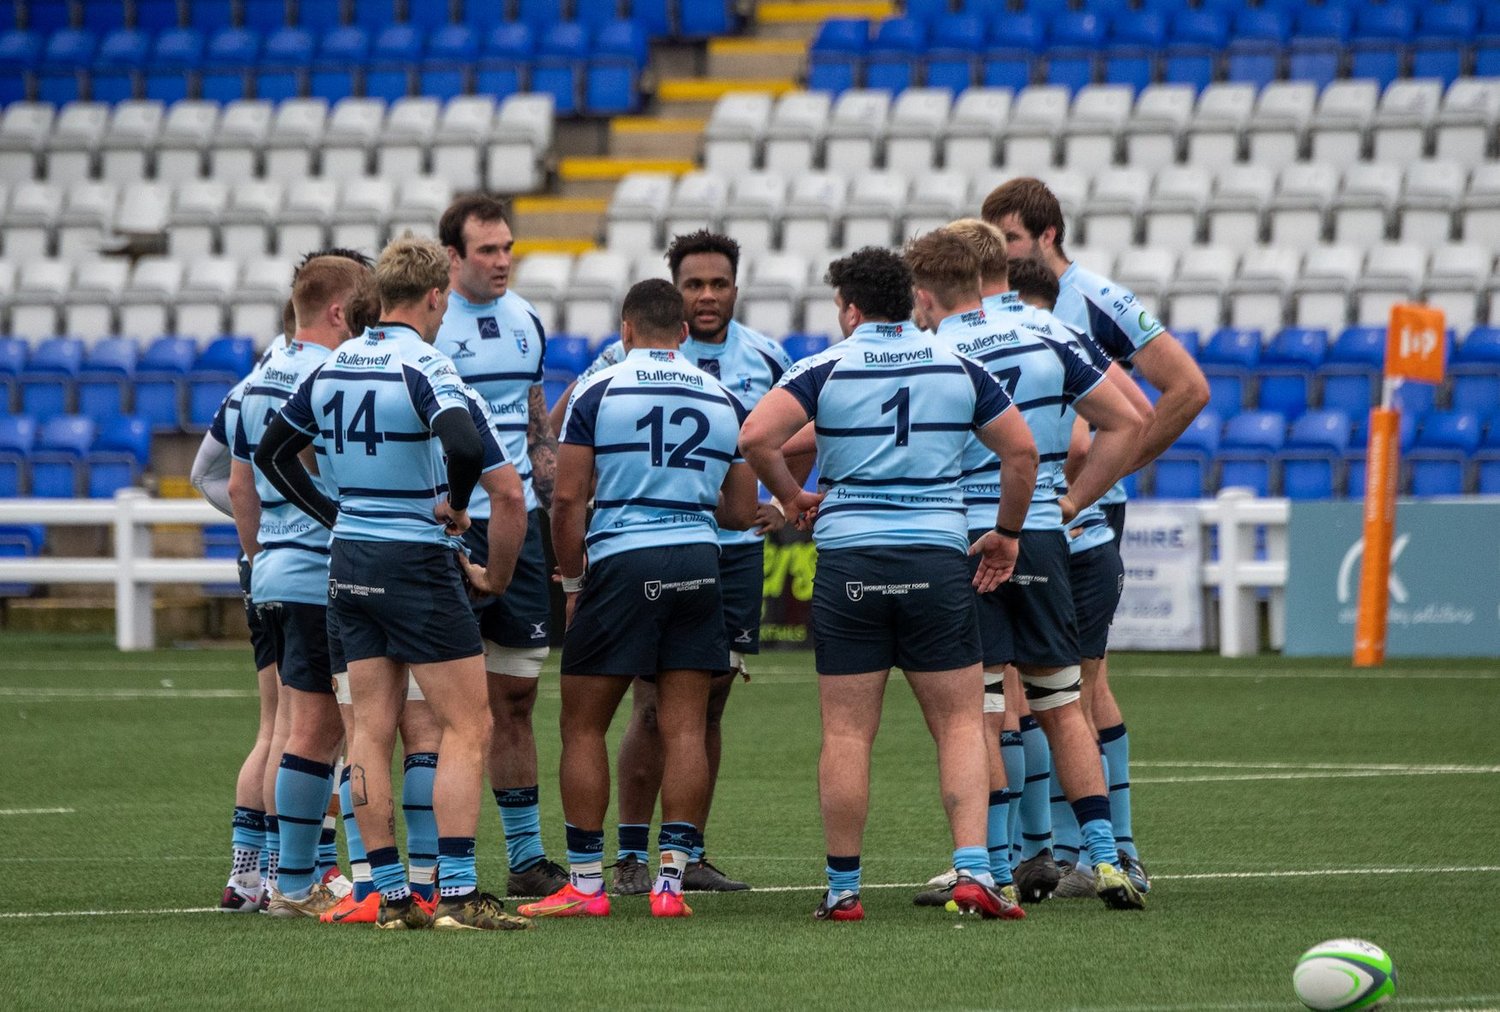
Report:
434,289,546,511
561,347,746,564
279,324,509,549
777,320,1013,554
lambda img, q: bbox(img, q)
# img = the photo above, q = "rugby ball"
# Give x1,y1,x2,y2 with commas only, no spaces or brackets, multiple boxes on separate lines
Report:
1293,939,1396,1011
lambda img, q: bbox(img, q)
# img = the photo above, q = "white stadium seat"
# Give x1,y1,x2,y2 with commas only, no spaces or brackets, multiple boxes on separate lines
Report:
98,100,163,183
1111,246,1177,301
264,98,329,183
723,172,787,257
1372,79,1442,165
320,97,385,180
1293,245,1363,330
1205,165,1274,249
1062,84,1133,169
1081,167,1150,253
901,171,968,241
278,177,339,257
1459,163,1500,252
221,180,283,261
1434,79,1500,167
1186,83,1255,168
1331,162,1401,245
1425,244,1491,333
781,173,846,255
566,250,631,339
45,101,109,185
1356,243,1426,325
114,181,170,240
704,92,773,175
740,252,807,339
632,252,672,284
510,252,571,333
841,172,907,249
764,91,832,176
1399,161,1465,248
6,181,63,260
664,171,729,238
156,100,219,183
1246,82,1316,171
825,89,891,177
377,97,441,181
605,171,672,251
885,88,952,177
0,102,55,181
1124,84,1195,170
487,94,553,193
65,257,129,341
10,259,72,339
0,259,16,331
1004,85,1070,173
1268,163,1338,248
942,87,1011,175
1165,245,1237,332
57,180,118,260
119,256,182,338
1144,166,1210,247
1228,247,1302,332
210,100,273,184
175,257,239,340
389,176,452,239
432,95,494,190
1308,80,1378,169
230,257,292,341
332,177,394,252
169,180,229,259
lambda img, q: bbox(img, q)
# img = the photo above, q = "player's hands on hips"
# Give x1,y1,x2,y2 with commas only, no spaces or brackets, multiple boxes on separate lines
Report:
753,500,785,536
435,499,470,536
458,553,496,598
968,530,1019,592
781,490,825,532
1058,495,1078,524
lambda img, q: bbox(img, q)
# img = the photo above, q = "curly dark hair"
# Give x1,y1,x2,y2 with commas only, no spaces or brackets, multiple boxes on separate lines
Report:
666,229,740,281
824,247,914,324
438,194,511,256
1007,257,1060,310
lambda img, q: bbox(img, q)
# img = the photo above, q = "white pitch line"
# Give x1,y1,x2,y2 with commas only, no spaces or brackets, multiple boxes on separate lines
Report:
1138,770,1500,784
0,687,256,700
2,864,1496,918
1065,997,1500,1012
1123,668,1499,680
1136,760,1500,772
0,807,74,816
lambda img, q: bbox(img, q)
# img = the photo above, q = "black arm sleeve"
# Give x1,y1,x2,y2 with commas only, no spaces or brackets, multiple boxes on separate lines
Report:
254,414,338,530
431,406,484,513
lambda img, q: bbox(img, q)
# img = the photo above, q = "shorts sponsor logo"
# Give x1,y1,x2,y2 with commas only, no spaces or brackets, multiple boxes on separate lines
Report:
1011,574,1048,586
329,579,386,599
644,577,716,600
847,580,930,601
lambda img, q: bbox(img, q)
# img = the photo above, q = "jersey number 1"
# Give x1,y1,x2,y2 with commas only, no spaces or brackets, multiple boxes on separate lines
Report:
322,390,384,456
636,405,709,470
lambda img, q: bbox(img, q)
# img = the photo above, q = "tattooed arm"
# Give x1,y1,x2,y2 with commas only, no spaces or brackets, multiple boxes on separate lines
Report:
526,383,558,511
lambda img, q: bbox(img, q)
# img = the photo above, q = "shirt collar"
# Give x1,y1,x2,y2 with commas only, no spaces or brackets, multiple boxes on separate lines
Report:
847,321,905,342
449,290,500,313
624,346,683,363
934,307,990,338
368,321,424,343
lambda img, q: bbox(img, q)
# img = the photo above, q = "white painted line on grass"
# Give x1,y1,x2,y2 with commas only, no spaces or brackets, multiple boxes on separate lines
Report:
0,687,256,701
1137,770,1500,784
0,906,220,919
1123,668,1499,681
1066,997,1500,1012
0,807,74,816
1137,760,1500,772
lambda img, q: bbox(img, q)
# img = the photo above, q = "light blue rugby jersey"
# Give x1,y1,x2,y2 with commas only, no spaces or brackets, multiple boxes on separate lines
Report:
560,347,746,564
280,323,508,549
432,382,509,523
1054,261,1166,510
577,320,791,549
947,300,1107,534
778,320,1013,554
233,339,336,606
434,290,545,511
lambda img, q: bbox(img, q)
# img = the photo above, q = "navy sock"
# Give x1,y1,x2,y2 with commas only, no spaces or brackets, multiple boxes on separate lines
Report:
495,785,546,873
402,753,438,901
564,823,605,894
1071,794,1121,869
274,754,334,896
617,822,650,863
826,854,860,900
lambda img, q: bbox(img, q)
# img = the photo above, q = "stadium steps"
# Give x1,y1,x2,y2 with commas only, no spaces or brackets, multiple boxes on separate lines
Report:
656,76,801,116
512,196,611,246
707,37,810,79
756,0,896,40
557,155,698,198
609,115,708,161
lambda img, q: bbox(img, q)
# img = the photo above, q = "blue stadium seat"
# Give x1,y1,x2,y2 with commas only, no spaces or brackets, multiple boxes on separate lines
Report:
629,0,672,39
1412,5,1475,85
1152,409,1219,499
146,27,204,103
38,27,98,103
1278,409,1351,500
365,22,421,101
808,18,867,95
1163,10,1226,91
1217,410,1286,496
27,2,74,34
0,29,38,104
1327,326,1385,370
1201,327,1262,370
76,336,137,424
1136,0,1189,14
295,0,347,32
594,18,647,65
1103,11,1165,93
679,0,733,37
1225,10,1287,89
352,0,399,31
542,335,593,376
1288,6,1349,89
981,13,1041,90
0,338,27,410
1171,328,1201,359
1450,374,1500,419
866,16,926,93
242,0,289,32
186,336,254,432
903,0,948,23
782,333,832,362
542,376,571,412
926,14,983,93
1318,369,1375,420
0,524,45,596
80,0,127,31
1476,422,1500,494
0,416,37,497
516,0,565,33
1454,326,1500,367
1391,381,1435,418
477,21,533,98
1046,11,1104,91
421,23,477,99
257,25,314,101
311,25,369,102
201,27,258,101
186,0,235,32
574,0,622,33
1256,327,1326,419
135,0,182,30
1200,327,1262,418
1408,410,1481,496
1350,5,1412,89
461,0,505,32
135,336,196,432
92,26,148,100
20,337,84,423
31,415,95,498
533,22,588,115
87,414,151,497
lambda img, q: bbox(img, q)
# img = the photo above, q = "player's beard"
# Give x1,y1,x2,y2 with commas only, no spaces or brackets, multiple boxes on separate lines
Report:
688,311,729,344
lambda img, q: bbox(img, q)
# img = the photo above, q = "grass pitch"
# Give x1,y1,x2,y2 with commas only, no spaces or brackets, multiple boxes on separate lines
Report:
1,634,1497,1010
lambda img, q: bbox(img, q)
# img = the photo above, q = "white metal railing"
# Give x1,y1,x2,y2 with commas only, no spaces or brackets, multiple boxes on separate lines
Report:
0,488,1290,655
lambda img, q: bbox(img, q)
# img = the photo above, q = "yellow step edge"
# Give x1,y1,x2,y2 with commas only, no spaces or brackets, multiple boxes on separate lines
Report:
514,238,599,256
657,77,799,102
708,37,809,56
758,1,895,24
512,196,611,214
558,156,697,180
610,116,708,134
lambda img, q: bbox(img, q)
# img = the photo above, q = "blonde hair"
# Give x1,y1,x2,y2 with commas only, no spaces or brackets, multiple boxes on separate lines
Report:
292,256,374,332
945,218,1009,288
375,232,450,310
903,228,982,309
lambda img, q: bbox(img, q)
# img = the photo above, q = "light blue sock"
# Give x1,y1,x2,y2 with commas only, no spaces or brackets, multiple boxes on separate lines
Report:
1018,716,1054,860
438,836,478,898
1099,723,1137,860
826,853,860,901
274,754,335,897
230,807,264,882
402,752,438,901
339,765,372,901
495,785,546,873
1072,795,1120,869
564,823,606,893
367,846,410,902
986,789,1013,885
953,844,993,887
316,815,338,879
1000,731,1024,867
1049,768,1081,868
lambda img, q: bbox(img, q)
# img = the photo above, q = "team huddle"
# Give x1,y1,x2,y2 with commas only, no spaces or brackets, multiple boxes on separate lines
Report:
192,178,1209,930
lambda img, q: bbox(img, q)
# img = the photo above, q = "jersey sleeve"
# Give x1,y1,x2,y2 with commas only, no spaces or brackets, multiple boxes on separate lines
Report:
208,388,238,446
777,355,837,419
405,352,471,427
560,374,611,447
1080,281,1166,363
958,354,1015,429
465,389,511,473
230,411,253,462
280,368,320,436
722,387,749,463
1050,338,1109,403
528,311,547,384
